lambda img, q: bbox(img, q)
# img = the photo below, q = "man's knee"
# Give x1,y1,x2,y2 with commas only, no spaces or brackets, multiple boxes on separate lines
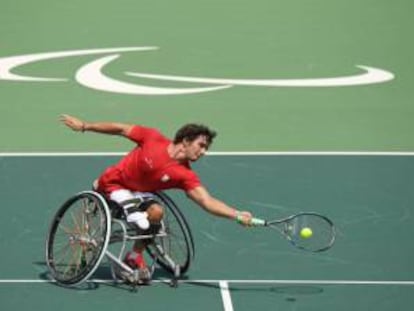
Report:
146,203,164,223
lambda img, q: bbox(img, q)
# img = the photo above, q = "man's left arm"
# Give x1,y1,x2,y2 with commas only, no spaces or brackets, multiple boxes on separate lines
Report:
186,186,252,225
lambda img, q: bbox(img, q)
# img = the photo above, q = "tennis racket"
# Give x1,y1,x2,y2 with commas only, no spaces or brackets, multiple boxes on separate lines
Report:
250,212,336,252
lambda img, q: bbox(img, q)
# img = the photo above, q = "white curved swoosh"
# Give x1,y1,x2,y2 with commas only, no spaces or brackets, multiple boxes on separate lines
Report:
126,65,394,87
0,47,157,81
75,55,232,95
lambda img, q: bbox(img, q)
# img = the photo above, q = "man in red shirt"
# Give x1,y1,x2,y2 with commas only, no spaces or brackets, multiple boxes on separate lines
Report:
60,114,253,282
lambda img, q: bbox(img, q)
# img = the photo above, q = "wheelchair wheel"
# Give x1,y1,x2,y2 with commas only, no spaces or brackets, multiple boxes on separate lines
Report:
46,191,111,286
146,192,195,275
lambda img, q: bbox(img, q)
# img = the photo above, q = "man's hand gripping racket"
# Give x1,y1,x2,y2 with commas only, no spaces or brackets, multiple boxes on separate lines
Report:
248,212,336,252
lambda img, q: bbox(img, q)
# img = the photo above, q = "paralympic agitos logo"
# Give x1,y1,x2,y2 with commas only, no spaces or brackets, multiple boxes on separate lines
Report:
0,47,394,96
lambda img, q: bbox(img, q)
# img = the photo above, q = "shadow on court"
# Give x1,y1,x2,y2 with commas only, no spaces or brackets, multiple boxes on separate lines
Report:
189,281,324,302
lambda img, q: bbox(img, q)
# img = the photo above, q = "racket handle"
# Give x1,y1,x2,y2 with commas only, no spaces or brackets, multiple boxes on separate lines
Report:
250,218,266,226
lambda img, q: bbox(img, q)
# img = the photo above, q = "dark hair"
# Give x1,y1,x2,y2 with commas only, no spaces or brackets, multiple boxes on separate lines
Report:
173,123,217,145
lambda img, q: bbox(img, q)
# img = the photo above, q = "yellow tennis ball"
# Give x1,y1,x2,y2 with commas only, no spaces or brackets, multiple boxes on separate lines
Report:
300,227,313,239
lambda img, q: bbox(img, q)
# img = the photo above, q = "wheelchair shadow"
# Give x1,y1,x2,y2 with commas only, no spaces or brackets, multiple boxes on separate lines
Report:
34,261,314,298
34,260,188,292
186,281,324,302
34,261,100,291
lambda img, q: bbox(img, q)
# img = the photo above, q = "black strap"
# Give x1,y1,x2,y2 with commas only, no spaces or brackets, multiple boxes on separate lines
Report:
123,199,159,215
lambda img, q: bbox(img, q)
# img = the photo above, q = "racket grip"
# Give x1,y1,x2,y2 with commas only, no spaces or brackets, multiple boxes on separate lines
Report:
250,218,266,226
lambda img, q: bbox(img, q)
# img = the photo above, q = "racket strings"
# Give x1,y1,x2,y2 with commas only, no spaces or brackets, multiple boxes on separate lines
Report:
284,214,335,252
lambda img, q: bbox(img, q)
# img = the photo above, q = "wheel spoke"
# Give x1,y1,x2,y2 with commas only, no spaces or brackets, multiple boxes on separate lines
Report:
46,192,110,285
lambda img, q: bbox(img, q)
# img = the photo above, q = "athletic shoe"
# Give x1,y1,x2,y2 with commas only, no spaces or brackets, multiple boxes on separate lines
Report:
124,251,151,284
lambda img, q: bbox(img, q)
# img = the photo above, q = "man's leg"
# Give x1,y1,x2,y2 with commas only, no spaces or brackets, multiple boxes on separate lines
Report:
109,190,164,283
129,199,164,255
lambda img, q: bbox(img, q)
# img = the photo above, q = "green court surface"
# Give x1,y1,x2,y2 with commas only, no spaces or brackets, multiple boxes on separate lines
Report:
1,0,414,310
1,155,414,310
1,0,413,152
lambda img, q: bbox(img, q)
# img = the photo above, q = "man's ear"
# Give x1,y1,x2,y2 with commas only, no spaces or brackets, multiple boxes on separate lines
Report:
182,138,190,146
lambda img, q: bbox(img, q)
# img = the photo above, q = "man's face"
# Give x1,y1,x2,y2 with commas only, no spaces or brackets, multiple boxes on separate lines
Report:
183,135,209,161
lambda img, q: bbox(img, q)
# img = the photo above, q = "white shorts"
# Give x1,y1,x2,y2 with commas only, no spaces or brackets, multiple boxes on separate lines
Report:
109,189,156,207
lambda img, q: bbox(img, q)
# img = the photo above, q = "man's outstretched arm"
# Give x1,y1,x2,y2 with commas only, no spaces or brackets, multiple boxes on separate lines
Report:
187,185,252,226
60,114,133,137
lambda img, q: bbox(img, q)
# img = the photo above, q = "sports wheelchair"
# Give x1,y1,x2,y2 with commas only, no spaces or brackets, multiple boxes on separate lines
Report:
45,190,194,287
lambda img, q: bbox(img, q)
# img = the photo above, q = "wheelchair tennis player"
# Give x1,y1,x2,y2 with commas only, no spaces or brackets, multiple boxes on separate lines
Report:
60,114,254,283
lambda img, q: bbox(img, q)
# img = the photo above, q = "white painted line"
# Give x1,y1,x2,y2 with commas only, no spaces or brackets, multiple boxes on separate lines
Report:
0,152,126,157
1,151,414,157
0,279,52,283
219,281,234,311
1,279,414,286
216,280,414,286
208,151,414,156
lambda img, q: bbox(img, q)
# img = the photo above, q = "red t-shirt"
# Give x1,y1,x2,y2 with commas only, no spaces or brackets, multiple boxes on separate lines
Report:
97,125,201,195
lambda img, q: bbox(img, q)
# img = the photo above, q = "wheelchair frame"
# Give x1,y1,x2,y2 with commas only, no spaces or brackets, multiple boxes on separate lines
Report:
45,190,194,287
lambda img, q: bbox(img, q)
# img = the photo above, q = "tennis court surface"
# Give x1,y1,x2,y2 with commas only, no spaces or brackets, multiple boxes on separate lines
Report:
0,154,413,310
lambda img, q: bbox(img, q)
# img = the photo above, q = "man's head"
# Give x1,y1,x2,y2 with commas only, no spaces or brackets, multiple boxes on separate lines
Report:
173,124,217,161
